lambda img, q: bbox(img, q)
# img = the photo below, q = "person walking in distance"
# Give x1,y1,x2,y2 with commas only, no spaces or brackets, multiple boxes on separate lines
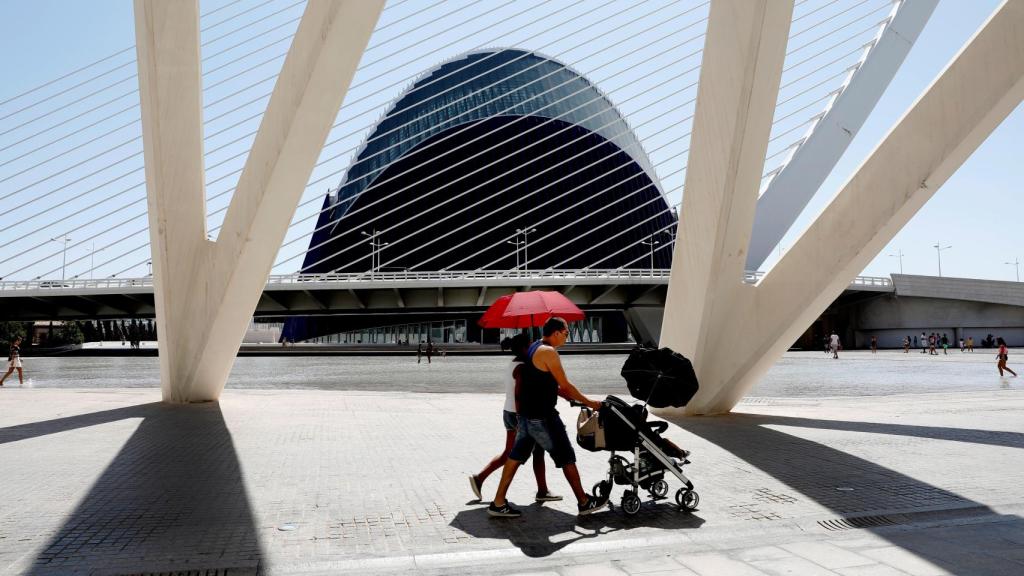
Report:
469,334,559,504
426,341,433,364
920,332,927,354
488,317,609,518
996,337,1017,378
968,336,975,352
829,331,840,359
0,337,24,386
903,335,910,354
960,337,966,352
941,333,950,355
417,342,423,364
870,335,877,354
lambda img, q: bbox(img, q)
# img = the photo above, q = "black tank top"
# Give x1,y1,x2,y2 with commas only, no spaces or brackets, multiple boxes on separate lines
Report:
518,341,559,418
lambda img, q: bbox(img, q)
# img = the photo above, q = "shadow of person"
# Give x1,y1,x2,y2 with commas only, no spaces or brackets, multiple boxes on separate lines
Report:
10,402,263,576
669,412,1024,575
449,501,704,558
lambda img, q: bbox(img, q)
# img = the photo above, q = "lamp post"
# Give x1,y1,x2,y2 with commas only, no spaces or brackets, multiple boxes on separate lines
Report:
932,242,952,277
361,229,387,277
1006,257,1021,282
518,228,537,271
146,260,152,277
506,238,525,272
640,235,660,275
50,234,71,281
888,248,904,274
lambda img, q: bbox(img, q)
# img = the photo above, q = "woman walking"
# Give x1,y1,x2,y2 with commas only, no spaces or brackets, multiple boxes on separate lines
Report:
0,337,24,386
996,337,1017,377
469,333,559,503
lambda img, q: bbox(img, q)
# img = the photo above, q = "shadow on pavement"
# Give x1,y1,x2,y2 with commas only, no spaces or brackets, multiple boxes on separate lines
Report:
1,402,264,576
450,501,704,557
672,413,1024,575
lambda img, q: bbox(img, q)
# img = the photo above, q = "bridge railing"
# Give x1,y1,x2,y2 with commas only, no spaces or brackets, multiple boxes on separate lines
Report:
0,269,893,292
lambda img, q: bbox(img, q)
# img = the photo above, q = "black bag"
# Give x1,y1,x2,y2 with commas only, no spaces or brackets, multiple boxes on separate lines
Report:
620,346,699,408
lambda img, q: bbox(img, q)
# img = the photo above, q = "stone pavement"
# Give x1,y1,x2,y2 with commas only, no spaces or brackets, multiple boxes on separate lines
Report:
1,385,1022,575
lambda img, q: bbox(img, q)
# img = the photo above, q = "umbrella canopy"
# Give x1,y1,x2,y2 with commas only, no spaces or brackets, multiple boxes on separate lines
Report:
477,290,585,329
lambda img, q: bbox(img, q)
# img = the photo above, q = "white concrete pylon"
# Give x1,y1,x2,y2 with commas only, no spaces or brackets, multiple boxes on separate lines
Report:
662,0,1024,415
660,0,794,408
134,0,384,402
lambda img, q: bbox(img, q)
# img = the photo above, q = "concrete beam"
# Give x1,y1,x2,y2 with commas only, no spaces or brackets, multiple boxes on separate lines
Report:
661,0,794,408
134,0,383,402
668,0,1024,414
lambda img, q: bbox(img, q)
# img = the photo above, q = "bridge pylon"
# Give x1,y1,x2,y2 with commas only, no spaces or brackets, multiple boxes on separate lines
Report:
134,0,383,402
662,0,1024,415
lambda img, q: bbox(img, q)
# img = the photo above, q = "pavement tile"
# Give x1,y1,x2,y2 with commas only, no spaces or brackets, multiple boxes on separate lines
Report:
614,555,695,575
560,563,629,576
780,541,875,569
859,546,949,576
734,546,796,562
835,564,911,576
675,552,768,576
750,556,840,576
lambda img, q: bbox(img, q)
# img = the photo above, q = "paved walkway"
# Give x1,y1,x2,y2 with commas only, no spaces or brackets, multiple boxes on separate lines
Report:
1,386,1022,575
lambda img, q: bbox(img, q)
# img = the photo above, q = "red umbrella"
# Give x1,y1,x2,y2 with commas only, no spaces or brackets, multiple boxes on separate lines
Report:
477,290,585,328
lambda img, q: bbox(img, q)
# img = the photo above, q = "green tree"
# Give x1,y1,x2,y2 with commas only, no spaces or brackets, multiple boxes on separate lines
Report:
0,321,27,347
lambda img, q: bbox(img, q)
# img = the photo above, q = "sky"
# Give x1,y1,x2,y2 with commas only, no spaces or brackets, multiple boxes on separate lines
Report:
0,0,1019,281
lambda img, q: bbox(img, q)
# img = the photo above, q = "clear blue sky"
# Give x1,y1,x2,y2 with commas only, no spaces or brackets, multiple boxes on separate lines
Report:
0,0,1020,281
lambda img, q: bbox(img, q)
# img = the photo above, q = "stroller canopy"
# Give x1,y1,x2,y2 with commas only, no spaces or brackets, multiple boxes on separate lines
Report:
620,346,699,408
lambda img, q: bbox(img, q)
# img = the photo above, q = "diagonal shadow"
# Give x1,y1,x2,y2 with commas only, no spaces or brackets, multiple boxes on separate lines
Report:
671,413,1024,575
720,414,1024,450
9,402,264,576
450,501,704,557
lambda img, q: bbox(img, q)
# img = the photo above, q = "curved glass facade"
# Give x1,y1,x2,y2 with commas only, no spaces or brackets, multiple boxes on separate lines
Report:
299,48,675,274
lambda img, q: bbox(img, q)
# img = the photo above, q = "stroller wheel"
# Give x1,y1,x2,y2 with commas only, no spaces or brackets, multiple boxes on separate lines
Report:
621,491,642,515
592,480,611,500
650,479,669,499
676,488,700,511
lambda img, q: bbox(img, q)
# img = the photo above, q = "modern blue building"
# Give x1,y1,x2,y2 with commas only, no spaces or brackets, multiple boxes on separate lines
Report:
286,49,674,344
300,48,674,274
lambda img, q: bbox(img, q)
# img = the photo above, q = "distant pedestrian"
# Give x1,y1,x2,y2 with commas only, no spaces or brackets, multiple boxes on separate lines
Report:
903,336,910,353
870,335,877,354
928,333,937,355
469,334,559,504
426,341,433,364
996,337,1017,377
417,342,423,364
919,332,927,354
0,337,24,386
959,337,966,352
829,332,840,359
941,333,949,355
967,336,975,352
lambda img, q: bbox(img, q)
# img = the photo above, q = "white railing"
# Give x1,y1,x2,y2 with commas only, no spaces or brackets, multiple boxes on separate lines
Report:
0,269,893,292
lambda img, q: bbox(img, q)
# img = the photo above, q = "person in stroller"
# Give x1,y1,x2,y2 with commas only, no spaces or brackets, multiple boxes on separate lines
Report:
488,317,610,518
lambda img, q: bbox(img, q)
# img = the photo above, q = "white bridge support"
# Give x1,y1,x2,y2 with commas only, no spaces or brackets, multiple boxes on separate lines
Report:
134,0,383,402
663,0,1024,415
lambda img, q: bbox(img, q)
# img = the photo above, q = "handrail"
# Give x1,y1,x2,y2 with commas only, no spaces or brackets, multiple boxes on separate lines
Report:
0,269,892,292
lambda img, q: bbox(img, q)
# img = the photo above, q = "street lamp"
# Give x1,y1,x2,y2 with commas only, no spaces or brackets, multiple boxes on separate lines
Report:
361,229,388,276
506,238,525,272
50,234,71,281
640,234,660,275
517,228,537,271
888,249,904,274
932,242,952,277
1006,258,1021,282
146,260,152,277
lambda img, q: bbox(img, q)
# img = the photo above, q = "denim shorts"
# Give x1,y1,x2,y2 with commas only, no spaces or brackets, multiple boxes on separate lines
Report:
508,413,576,468
502,410,518,431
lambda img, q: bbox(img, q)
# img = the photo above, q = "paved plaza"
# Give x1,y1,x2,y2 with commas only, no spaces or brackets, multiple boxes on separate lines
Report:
1,356,1023,575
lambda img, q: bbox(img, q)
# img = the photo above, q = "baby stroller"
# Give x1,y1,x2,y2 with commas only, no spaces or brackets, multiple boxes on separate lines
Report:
575,346,700,515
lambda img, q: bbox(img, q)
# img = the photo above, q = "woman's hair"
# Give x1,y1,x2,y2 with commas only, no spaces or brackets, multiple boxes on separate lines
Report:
509,333,531,360
997,337,1007,346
